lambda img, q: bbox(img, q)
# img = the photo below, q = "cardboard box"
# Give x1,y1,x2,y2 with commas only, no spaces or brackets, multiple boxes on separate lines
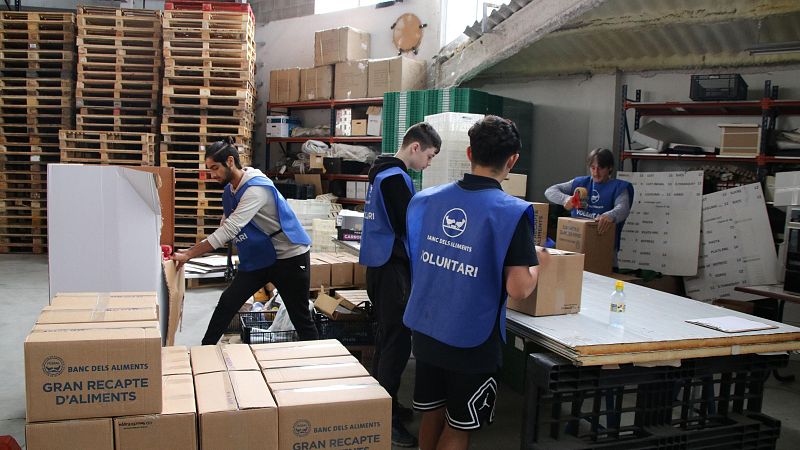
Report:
334,60,368,100
266,115,301,137
26,418,113,450
336,254,367,286
502,173,527,198
162,260,185,346
261,355,368,384
162,346,191,376
190,344,259,375
25,322,162,422
36,304,158,325
774,171,800,207
367,56,426,98
195,370,278,450
31,320,159,333
271,376,390,450
314,26,370,66
335,108,352,136
130,166,175,247
356,182,367,200
114,374,197,450
310,153,325,170
531,202,549,247
556,217,615,275
50,292,157,309
315,253,354,286
719,123,760,156
269,68,300,103
310,256,331,288
367,106,382,136
313,292,367,321
300,65,333,101
507,249,584,316
251,339,350,362
351,119,367,136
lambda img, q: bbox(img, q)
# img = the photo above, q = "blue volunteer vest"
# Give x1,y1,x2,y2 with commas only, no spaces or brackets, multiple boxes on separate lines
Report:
222,175,311,271
358,167,415,267
570,176,634,249
403,182,534,348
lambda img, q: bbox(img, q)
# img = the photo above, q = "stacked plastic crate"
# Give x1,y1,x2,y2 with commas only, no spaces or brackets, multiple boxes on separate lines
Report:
0,11,75,253
61,6,161,167
160,1,256,249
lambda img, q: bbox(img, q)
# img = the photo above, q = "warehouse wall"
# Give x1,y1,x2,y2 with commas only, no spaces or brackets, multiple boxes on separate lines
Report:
254,0,442,168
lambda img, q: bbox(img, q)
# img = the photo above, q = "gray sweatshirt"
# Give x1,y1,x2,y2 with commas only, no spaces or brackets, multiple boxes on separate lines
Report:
207,167,310,259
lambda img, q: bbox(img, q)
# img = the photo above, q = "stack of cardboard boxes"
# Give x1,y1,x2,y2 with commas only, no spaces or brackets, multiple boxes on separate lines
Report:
309,252,367,289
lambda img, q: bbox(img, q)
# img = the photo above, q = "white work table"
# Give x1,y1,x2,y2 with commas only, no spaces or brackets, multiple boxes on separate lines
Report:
507,272,800,366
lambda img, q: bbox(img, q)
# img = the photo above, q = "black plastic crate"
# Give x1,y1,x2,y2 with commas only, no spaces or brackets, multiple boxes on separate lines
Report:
523,352,787,449
226,310,277,334
240,314,297,344
690,74,748,101
314,312,376,345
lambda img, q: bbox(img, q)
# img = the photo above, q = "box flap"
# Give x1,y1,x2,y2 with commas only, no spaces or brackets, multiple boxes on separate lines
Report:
229,370,276,410
37,305,158,324
191,344,258,375
251,340,349,361
269,375,377,392
194,372,237,414
31,320,158,332
259,355,359,370
162,374,196,415
51,292,157,309
162,346,191,375
272,379,389,408
262,356,368,384
190,345,226,375
25,326,161,343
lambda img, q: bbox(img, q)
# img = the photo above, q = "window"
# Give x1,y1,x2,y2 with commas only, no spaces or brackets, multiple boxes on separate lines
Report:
315,0,381,15
442,0,511,45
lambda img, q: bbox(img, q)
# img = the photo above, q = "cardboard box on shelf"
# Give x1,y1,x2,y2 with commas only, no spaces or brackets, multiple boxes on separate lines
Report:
25,322,162,423
335,254,367,286
313,292,367,321
261,355,369,384
367,106,382,136
49,292,157,309
502,173,527,198
190,344,259,375
300,65,333,101
335,108,352,136
367,56,426,98
271,376,390,450
351,119,367,136
162,346,191,376
310,256,331,288
26,418,113,450
269,68,300,103
314,26,370,67
719,123,760,156
36,304,158,324
194,370,278,450
309,153,325,170
507,249,583,316
531,202,549,247
315,253,354,286
251,339,350,362
334,60,368,100
266,116,301,138
556,217,615,275
114,374,197,450
356,181,367,200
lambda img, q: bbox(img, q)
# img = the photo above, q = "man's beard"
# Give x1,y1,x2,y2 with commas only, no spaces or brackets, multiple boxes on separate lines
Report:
220,165,234,184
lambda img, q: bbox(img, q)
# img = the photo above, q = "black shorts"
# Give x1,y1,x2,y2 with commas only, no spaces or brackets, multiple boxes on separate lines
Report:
412,359,498,431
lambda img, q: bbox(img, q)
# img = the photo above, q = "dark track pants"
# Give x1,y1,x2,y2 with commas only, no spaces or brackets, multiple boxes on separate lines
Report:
367,261,412,417
202,251,319,345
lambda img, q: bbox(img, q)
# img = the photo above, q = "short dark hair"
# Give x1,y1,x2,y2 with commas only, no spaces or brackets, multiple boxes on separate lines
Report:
587,148,615,170
205,137,242,169
401,122,441,153
467,115,521,170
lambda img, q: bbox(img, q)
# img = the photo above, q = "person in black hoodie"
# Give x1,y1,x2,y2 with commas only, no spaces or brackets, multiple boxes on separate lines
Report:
359,122,441,447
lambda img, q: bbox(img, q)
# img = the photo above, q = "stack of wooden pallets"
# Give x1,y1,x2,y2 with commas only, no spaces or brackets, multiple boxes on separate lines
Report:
59,130,157,166
160,1,256,249
75,6,162,135
0,11,75,253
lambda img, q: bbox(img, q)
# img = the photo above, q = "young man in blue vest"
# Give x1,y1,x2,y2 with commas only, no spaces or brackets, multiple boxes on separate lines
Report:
544,147,635,255
359,122,441,447
172,138,319,344
404,115,550,450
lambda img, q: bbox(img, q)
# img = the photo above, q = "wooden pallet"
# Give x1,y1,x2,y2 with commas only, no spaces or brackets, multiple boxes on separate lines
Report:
75,97,158,109
76,114,159,134
162,10,254,30
59,130,156,166
0,236,47,254
0,39,75,51
162,28,250,43
78,70,161,84
77,6,162,30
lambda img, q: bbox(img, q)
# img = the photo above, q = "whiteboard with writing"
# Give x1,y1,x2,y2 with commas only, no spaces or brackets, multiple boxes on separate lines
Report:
684,183,778,302
617,171,704,276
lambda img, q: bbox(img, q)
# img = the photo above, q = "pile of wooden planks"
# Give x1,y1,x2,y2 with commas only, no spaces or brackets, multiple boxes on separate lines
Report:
160,2,256,249
0,12,76,253
75,6,162,135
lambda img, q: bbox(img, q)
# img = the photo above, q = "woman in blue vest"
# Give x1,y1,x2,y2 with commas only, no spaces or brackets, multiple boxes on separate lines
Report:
171,138,318,344
544,148,634,253
403,116,550,450
359,122,441,448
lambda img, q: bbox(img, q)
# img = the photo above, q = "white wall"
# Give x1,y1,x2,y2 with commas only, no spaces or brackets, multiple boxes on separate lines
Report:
254,0,442,168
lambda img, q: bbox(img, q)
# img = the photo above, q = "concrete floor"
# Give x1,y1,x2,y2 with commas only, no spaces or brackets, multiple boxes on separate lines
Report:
1,253,799,449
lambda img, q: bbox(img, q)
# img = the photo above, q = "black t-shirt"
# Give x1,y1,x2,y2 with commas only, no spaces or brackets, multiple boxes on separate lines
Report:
412,173,539,373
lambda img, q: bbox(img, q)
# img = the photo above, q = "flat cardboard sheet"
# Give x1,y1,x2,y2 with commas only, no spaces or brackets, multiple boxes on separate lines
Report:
617,171,703,276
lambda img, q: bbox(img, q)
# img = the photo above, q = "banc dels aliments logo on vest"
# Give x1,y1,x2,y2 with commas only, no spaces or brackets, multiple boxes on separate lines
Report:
442,208,467,238
591,189,600,204
42,356,64,377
